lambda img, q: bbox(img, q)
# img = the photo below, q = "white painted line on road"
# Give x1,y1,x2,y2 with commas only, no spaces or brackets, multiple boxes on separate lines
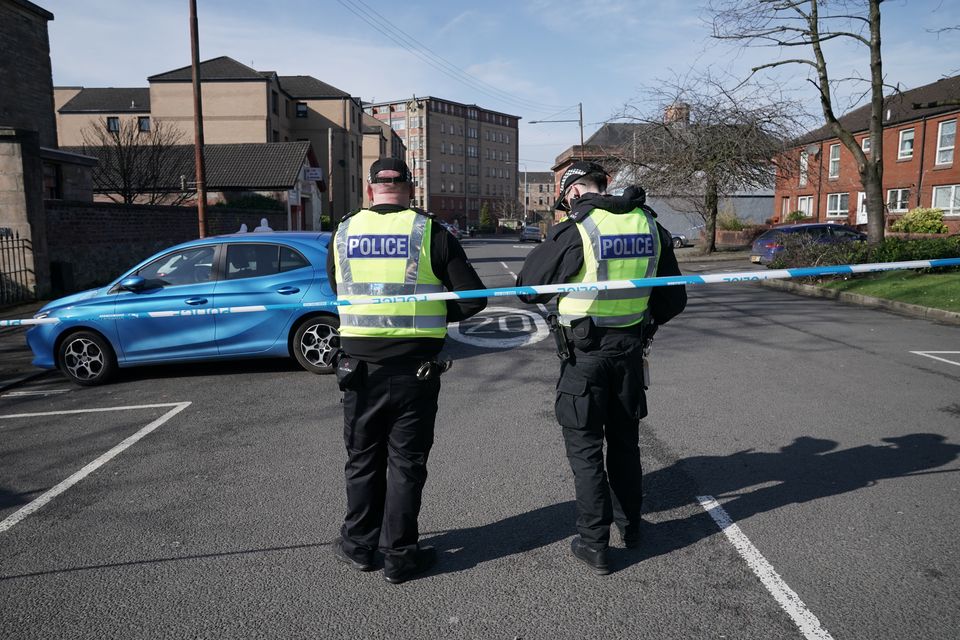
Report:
910,351,960,367
0,402,191,534
697,496,835,640
499,261,519,279
0,402,188,421
2,389,70,398
537,303,550,317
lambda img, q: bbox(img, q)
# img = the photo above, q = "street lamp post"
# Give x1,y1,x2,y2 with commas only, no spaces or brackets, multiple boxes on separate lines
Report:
529,102,584,160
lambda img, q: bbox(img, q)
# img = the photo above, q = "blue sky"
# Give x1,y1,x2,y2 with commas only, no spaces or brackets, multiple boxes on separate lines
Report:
44,0,960,171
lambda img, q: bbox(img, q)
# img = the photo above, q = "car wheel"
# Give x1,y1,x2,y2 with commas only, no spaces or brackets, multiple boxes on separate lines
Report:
672,237,684,248
292,315,340,374
58,330,117,386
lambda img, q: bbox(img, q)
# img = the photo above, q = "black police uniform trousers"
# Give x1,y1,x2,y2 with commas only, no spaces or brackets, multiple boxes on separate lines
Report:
340,364,440,570
554,336,646,549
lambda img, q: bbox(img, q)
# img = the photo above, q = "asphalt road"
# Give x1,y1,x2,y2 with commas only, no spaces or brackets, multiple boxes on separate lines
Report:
1,238,958,639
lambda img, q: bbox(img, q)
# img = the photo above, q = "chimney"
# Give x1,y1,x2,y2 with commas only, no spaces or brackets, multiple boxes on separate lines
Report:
664,102,690,125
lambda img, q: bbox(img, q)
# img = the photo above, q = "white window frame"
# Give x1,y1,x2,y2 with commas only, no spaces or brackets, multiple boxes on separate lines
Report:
799,151,809,187
860,136,871,154
936,119,956,166
781,196,790,218
898,128,915,160
886,188,910,212
828,144,840,178
797,195,813,216
932,184,960,217
826,192,849,218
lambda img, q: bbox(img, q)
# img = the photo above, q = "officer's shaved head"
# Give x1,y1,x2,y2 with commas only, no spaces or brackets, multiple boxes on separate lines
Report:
368,170,415,205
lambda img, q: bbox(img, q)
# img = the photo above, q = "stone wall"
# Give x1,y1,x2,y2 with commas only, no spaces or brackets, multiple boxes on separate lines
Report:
0,127,49,295
43,201,289,292
0,0,58,148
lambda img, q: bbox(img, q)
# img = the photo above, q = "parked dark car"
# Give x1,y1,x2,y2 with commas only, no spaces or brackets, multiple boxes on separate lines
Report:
750,223,867,266
27,232,340,385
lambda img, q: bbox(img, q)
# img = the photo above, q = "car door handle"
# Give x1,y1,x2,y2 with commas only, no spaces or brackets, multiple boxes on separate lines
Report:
185,297,208,305
276,286,300,295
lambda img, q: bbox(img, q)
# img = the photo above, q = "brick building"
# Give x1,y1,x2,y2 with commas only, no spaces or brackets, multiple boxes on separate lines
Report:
361,112,406,208
520,171,555,223
775,75,960,233
364,97,520,227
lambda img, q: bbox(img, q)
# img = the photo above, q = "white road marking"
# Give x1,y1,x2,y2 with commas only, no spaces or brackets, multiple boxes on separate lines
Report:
697,496,835,640
0,402,187,421
499,261,518,279
537,303,550,317
449,306,549,348
2,389,70,398
0,402,191,534
910,351,960,367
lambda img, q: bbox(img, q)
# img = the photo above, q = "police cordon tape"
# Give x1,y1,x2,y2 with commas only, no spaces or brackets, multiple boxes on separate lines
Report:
2,257,959,328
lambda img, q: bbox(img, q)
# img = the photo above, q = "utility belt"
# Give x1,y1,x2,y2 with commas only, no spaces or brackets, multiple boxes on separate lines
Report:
334,351,452,391
546,315,654,389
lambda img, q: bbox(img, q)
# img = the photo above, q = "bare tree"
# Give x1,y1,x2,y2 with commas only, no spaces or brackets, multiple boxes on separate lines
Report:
611,74,804,253
709,0,887,243
80,117,189,205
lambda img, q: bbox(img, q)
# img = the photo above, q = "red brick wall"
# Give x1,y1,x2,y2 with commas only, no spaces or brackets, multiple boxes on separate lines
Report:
775,111,960,233
43,201,289,292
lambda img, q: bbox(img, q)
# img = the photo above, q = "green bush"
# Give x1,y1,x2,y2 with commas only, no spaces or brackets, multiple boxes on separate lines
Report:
771,235,960,275
890,207,948,234
717,212,745,231
785,210,809,223
479,204,494,232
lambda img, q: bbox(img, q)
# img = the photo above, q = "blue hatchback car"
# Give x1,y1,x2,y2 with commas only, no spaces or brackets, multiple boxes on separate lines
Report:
750,223,866,266
27,232,340,385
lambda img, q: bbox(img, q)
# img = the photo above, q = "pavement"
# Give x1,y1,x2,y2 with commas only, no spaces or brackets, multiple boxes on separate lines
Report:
0,300,48,391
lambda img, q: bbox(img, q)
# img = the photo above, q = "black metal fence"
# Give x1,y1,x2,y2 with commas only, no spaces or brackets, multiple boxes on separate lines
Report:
0,230,35,306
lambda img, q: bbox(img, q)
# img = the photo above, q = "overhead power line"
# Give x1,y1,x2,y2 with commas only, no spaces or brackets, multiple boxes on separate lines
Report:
335,0,573,115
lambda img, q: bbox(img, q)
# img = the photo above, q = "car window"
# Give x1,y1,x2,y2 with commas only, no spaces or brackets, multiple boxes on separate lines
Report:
226,244,282,280
137,246,215,287
800,226,830,239
279,246,310,272
831,228,861,240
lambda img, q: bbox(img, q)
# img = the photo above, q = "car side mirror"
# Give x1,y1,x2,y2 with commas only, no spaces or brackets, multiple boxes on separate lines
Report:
119,275,147,291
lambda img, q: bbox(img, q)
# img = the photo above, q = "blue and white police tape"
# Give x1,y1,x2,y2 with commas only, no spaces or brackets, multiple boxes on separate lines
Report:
2,257,959,328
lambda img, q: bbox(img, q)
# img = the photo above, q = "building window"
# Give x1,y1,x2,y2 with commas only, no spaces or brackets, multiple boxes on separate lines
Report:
296,103,308,118
936,120,956,165
106,117,119,132
272,130,280,142
781,196,789,217
799,150,809,187
886,188,910,212
797,195,813,216
826,192,849,217
272,91,279,115
861,137,870,153
932,184,960,216
138,116,150,132
828,144,840,178
898,128,915,160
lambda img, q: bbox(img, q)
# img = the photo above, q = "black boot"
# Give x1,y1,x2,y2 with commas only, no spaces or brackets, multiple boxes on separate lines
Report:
384,546,437,584
570,536,610,575
616,523,641,549
332,537,375,572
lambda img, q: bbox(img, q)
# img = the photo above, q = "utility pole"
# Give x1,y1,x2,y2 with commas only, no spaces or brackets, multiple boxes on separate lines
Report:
530,103,585,160
189,0,207,238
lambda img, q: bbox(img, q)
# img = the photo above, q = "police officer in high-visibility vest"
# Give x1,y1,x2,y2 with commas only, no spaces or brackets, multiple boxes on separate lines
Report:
517,161,687,575
326,158,486,584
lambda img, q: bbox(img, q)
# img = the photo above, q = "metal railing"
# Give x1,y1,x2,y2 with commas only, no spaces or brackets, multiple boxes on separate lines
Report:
0,230,35,306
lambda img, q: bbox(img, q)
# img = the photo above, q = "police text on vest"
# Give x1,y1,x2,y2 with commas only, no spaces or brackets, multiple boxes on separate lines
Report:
599,234,655,260
347,235,410,258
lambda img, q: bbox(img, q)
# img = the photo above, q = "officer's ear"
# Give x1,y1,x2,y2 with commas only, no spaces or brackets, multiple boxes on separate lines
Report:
366,182,374,202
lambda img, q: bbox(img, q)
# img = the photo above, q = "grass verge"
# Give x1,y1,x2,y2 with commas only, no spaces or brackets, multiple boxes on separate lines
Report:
820,270,960,312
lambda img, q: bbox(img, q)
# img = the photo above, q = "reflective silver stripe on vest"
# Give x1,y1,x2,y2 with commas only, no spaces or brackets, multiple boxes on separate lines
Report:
334,217,353,283
405,214,428,284
339,314,447,329
340,282,444,296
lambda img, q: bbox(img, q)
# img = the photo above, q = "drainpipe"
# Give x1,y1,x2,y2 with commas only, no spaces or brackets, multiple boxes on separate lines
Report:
915,114,929,209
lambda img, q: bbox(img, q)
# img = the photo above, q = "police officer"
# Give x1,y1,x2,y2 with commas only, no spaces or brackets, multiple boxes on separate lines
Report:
517,161,686,575
327,158,486,584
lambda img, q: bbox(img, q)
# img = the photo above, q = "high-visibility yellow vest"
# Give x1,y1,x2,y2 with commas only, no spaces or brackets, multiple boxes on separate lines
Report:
333,209,447,339
558,207,661,328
